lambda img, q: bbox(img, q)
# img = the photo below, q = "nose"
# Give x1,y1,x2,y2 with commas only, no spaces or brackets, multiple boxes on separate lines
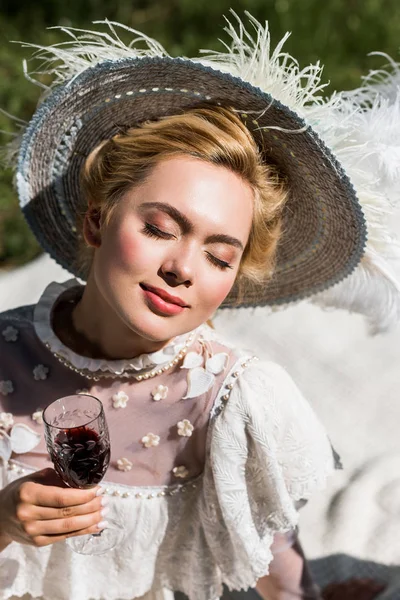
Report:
159,245,195,288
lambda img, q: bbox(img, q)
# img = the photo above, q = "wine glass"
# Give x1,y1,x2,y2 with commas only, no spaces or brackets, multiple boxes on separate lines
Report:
43,394,122,554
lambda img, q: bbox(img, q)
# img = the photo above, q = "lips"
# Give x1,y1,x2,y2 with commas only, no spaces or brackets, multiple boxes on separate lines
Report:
140,284,189,308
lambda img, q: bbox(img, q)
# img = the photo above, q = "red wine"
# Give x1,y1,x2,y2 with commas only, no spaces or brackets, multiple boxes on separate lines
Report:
51,426,110,488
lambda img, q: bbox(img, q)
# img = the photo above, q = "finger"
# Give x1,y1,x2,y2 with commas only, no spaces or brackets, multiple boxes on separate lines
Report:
29,467,69,488
19,496,107,521
23,509,104,537
32,522,107,547
19,480,102,509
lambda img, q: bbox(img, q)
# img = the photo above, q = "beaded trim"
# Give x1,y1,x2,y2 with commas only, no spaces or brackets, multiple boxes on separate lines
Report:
7,461,26,476
6,459,201,499
100,479,200,500
210,354,259,419
5,354,257,497
45,331,196,381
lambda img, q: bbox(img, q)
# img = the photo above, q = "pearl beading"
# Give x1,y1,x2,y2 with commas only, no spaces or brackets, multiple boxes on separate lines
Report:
45,332,196,381
7,462,26,475
4,352,257,498
100,480,199,499
6,460,199,498
222,356,258,402
210,354,259,419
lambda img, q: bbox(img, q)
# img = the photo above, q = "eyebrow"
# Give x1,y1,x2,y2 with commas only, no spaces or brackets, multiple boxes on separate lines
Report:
139,202,244,251
204,233,244,251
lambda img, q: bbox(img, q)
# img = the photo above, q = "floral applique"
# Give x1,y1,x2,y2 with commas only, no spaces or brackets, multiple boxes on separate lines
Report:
151,384,168,402
2,326,18,342
172,465,189,478
141,433,160,448
112,391,129,409
0,412,14,429
32,410,44,425
0,423,41,464
117,457,133,472
33,364,49,381
181,351,229,399
0,381,14,396
177,419,194,437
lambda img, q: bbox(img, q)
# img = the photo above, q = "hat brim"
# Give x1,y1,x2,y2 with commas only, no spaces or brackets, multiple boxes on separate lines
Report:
17,56,367,307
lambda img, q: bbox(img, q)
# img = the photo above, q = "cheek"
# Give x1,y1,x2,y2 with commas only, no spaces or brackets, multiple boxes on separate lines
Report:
116,227,142,268
201,272,236,311
102,223,157,274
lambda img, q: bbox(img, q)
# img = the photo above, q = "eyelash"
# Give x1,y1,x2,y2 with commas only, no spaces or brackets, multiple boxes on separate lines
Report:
142,223,174,240
205,253,233,271
142,223,233,271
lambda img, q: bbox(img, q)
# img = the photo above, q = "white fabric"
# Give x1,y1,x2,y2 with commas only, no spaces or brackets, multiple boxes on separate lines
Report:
201,361,335,591
0,283,335,599
0,356,335,600
2,255,400,596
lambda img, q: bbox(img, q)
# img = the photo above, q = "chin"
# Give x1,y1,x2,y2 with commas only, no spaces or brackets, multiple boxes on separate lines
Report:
122,309,190,343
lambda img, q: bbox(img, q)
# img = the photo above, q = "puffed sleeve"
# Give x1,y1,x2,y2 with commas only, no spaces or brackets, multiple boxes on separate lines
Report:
206,359,336,590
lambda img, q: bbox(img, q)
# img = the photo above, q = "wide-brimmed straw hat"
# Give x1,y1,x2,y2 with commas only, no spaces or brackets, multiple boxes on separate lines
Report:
13,16,368,308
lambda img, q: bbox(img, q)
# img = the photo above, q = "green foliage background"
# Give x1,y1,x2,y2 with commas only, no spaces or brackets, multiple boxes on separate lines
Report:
1,0,399,269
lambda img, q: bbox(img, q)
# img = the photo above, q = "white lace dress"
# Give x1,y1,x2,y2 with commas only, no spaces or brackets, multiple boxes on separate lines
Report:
0,280,337,600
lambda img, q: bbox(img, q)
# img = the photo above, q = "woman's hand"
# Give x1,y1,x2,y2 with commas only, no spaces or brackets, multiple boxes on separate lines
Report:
0,468,108,550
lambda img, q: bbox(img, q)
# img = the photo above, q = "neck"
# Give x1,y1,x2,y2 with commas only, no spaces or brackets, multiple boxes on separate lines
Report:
54,276,170,360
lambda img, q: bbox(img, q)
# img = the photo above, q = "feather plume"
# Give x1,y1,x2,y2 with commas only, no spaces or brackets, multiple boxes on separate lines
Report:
308,60,400,332
3,14,400,330
199,12,400,331
313,254,400,334
198,10,340,116
13,19,170,94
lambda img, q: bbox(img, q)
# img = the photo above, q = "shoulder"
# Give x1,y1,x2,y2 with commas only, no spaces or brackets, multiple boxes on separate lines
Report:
224,357,329,442
209,356,336,507
0,303,46,383
211,356,309,425
0,305,36,351
0,304,42,411
203,326,302,417
211,356,335,479
0,305,35,328
235,358,314,418
0,302,37,346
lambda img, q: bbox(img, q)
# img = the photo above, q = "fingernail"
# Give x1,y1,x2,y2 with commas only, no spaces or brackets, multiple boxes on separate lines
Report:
101,496,110,507
101,507,110,518
95,487,105,496
97,520,109,530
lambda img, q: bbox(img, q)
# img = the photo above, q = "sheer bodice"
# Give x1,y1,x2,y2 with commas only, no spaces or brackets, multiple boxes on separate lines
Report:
0,281,337,600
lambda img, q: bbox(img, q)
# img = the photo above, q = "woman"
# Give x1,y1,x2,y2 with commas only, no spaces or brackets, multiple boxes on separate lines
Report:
0,16,391,600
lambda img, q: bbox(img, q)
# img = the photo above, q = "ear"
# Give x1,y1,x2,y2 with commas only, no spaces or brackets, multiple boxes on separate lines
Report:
83,206,102,248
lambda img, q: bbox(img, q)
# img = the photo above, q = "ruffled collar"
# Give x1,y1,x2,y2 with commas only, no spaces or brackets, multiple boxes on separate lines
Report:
34,279,198,377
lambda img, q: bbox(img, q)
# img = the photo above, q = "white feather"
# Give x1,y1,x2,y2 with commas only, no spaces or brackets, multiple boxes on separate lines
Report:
13,19,170,93
314,253,400,334
198,10,338,115
306,57,400,331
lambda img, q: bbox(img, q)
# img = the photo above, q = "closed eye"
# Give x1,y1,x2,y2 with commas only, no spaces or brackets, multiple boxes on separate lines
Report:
143,223,233,270
205,252,233,270
142,223,175,240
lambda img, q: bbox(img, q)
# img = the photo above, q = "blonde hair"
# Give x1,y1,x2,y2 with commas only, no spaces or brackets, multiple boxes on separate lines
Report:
79,106,287,298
